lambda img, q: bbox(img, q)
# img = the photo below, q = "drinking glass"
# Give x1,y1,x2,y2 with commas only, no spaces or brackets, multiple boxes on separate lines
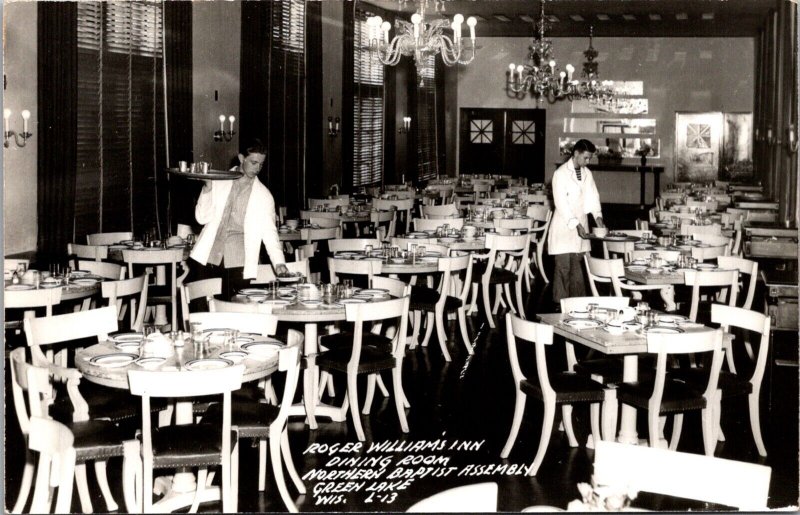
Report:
223,330,236,352
417,245,426,258
587,303,599,319
15,262,27,275
364,244,373,255
63,266,72,284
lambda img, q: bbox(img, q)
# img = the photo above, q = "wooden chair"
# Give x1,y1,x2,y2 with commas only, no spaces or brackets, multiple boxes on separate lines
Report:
68,243,109,264
493,217,534,231
630,249,681,263
121,248,184,331
373,198,414,235
300,226,341,244
5,257,30,277
27,416,78,514
328,238,382,253
421,203,459,218
470,232,530,328
5,287,63,330
10,344,130,513
391,236,435,249
686,199,719,212
521,193,549,205
306,216,342,229
500,314,610,476
208,298,273,314
368,210,394,240
672,304,771,457
680,223,722,236
101,273,149,332
180,278,222,331
328,257,382,289
86,231,133,245
251,259,310,285
308,197,350,209
316,296,411,441
407,482,498,513
408,253,474,361
202,333,305,511
472,183,492,199
128,365,245,513
584,256,668,300
294,242,318,262
454,194,476,210
526,205,552,285
413,217,465,232
76,259,127,280
717,256,758,310
691,239,732,261
593,441,770,510
683,269,738,322
616,328,724,455
188,311,278,336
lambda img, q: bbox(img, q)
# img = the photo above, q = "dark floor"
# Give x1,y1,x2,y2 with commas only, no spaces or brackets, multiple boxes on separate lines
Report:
5,205,799,512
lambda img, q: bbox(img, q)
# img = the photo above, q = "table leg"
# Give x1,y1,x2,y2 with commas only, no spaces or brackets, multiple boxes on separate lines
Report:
617,355,639,444
154,264,169,327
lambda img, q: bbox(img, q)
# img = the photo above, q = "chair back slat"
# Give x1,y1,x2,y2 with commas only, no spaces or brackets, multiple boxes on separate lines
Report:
560,295,630,313
716,255,758,309
188,311,278,336
76,260,126,280
413,218,465,232
24,306,118,348
421,204,459,218
328,239,383,253
209,298,273,314
86,232,133,246
101,274,149,332
68,243,108,262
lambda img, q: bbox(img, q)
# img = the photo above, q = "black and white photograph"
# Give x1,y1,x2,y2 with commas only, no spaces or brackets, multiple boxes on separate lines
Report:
3,0,798,512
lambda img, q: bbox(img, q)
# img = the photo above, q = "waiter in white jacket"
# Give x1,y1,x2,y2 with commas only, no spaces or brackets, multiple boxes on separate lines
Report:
547,139,605,305
189,139,288,298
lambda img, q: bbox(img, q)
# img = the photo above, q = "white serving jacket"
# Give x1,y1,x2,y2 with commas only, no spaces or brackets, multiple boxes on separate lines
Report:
547,160,603,255
189,177,285,279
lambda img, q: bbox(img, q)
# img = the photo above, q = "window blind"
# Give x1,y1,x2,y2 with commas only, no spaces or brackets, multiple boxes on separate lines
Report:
353,8,384,187
76,1,164,240
416,56,439,181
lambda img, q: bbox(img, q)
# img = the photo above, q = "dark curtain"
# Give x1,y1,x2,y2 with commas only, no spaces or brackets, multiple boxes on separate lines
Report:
341,2,356,193
753,0,798,223
37,2,78,263
305,1,323,199
164,1,197,229
240,1,271,149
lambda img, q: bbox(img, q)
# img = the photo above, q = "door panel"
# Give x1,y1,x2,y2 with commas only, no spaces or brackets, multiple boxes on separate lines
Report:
459,108,505,174
505,109,546,183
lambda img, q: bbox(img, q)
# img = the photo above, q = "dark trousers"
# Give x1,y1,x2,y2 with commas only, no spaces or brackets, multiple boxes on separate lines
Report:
552,252,587,305
187,259,250,300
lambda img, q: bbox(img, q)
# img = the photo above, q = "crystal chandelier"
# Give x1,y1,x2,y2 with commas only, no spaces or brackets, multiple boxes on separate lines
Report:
367,0,477,78
506,1,615,105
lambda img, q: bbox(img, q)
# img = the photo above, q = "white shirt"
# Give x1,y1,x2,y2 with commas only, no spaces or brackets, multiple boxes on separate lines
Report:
547,159,603,255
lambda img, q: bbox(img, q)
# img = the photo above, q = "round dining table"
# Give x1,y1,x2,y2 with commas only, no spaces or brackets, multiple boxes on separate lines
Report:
75,335,280,513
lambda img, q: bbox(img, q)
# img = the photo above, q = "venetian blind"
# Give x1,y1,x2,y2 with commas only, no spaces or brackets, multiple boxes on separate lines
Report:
76,1,165,240
416,56,439,181
353,8,384,187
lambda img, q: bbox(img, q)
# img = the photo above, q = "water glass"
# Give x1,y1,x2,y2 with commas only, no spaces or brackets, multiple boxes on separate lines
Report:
647,311,659,328
364,244,373,255
223,330,236,352
587,303,599,319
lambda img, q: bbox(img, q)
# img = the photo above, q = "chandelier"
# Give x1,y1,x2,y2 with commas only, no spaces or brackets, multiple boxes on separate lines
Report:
367,0,477,78
506,1,615,105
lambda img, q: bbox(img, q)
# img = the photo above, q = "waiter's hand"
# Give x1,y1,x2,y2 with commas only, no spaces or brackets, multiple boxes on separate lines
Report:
576,224,588,239
275,264,289,276
595,216,605,229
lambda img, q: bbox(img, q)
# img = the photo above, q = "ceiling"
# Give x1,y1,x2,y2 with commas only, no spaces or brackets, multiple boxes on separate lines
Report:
365,0,777,37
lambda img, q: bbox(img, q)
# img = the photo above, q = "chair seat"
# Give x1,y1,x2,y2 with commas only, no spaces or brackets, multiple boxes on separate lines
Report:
151,423,237,469
319,331,394,353
671,369,753,398
203,401,279,439
67,419,126,462
409,286,463,312
520,373,606,403
317,346,396,375
574,358,624,384
472,263,517,284
617,379,707,413
50,381,167,424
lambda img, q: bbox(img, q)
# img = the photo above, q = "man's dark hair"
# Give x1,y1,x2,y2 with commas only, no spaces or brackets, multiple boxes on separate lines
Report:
242,139,267,157
572,139,596,154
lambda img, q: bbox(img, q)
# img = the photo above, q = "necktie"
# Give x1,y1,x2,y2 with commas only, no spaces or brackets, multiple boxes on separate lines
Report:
575,164,582,181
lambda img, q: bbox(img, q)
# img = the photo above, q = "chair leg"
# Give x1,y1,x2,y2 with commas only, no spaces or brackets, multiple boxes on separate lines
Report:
231,440,239,513
648,410,661,449
528,401,556,476
537,244,549,284
392,367,410,434
11,448,35,514
317,371,330,401
281,429,306,494
514,280,526,319
493,285,505,314
601,390,618,442
376,375,390,398
270,430,298,513
748,390,767,457
503,284,517,314
409,311,421,349
190,468,208,513
435,308,452,362
501,391,526,458
326,374,336,397
258,439,267,491
481,283,496,328
420,312,435,347
669,414,684,451
347,373,366,441
701,403,716,457
589,403,602,445
468,284,479,315
94,460,118,511
715,395,725,442
457,309,473,355
74,463,93,513
363,375,376,415
724,340,737,374
264,378,279,404
561,405,579,447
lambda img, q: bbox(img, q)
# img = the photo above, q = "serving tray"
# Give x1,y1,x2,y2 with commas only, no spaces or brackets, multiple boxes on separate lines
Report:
166,168,243,181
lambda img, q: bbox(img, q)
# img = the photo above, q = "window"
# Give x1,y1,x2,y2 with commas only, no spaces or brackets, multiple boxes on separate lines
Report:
353,8,384,187
76,1,165,239
416,56,439,181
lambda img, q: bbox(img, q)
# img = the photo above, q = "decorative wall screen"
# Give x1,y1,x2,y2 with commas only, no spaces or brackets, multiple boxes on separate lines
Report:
511,120,535,145
470,119,493,144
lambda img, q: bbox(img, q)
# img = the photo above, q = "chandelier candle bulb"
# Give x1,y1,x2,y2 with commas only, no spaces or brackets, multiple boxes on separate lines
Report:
566,63,575,81
467,16,476,40
228,115,235,133
382,21,391,42
3,109,10,134
21,110,30,134
218,114,226,132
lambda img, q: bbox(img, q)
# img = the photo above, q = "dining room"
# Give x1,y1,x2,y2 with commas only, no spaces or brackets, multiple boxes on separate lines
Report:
3,0,798,512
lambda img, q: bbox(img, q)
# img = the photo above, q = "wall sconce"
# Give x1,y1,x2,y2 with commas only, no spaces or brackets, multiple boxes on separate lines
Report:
786,124,798,154
398,116,411,134
766,126,775,146
214,114,236,142
327,116,340,137
3,109,33,148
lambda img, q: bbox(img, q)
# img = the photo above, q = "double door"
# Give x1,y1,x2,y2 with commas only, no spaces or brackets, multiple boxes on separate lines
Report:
459,108,546,183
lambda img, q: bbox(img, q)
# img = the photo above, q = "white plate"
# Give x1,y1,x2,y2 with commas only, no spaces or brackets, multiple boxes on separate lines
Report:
277,275,302,283
70,270,90,277
657,314,689,324
90,353,138,368
234,336,255,344
337,252,358,257
631,259,648,266
626,265,647,272
645,326,684,334
301,300,322,307
563,319,603,329
695,264,717,270
247,294,268,302
605,235,630,241
360,288,389,294
352,294,373,300
407,232,428,238
263,299,291,306
646,268,662,274
110,333,144,343
6,284,34,291
390,258,407,264
567,310,591,319
278,287,297,295
135,357,166,369
114,341,142,351
240,341,283,360
72,278,100,286
184,358,233,370
240,288,268,295
219,351,248,363
339,298,367,304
